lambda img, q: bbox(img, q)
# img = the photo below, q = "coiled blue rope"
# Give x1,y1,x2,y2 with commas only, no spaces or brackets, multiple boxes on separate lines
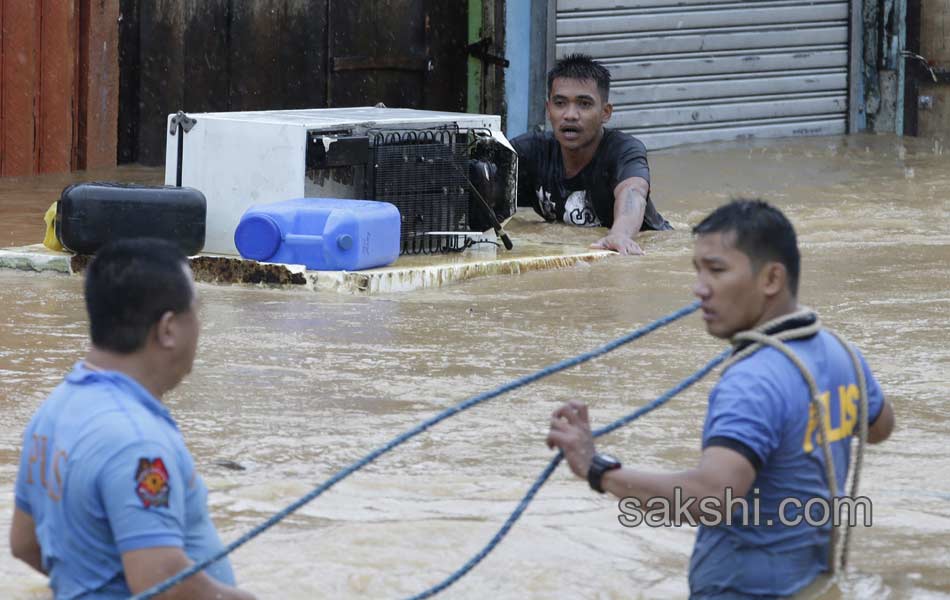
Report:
131,301,701,600
406,346,733,599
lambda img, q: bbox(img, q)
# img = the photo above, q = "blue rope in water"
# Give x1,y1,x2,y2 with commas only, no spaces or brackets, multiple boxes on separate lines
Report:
130,301,700,600
406,347,733,599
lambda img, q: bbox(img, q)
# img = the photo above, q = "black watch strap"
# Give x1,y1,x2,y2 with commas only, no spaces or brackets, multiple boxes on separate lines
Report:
587,453,622,494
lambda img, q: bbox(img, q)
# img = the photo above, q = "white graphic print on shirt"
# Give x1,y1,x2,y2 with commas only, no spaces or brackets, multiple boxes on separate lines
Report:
563,190,601,227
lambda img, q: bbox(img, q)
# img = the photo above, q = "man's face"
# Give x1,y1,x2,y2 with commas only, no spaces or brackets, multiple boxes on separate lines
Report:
692,232,767,339
546,77,612,153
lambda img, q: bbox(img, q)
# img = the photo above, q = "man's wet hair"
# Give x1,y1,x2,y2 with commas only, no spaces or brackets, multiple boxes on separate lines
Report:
547,54,611,103
85,238,194,353
693,199,801,297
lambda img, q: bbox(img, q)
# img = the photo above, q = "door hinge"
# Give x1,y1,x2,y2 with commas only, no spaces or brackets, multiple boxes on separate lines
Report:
467,37,509,68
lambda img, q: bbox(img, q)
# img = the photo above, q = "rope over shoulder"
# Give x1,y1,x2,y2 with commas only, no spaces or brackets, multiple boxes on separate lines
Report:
825,329,869,569
726,308,869,575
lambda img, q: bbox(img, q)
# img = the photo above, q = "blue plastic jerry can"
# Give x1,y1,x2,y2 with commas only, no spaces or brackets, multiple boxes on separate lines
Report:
234,198,400,271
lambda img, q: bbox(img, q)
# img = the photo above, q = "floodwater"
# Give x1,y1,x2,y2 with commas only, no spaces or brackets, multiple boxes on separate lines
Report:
1,134,948,599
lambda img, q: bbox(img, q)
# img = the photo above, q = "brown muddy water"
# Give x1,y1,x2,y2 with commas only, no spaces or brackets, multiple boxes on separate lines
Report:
0,134,948,599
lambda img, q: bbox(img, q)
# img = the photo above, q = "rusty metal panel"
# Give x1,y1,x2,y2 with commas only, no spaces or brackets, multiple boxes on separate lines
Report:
77,0,119,170
39,0,76,174
33,0,41,171
555,0,851,149
1,0,39,176
0,0,3,171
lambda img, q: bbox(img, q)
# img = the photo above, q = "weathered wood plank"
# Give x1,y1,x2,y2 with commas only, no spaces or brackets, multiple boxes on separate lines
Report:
78,0,119,170
280,0,328,109
374,0,426,109
423,0,467,112
138,0,184,166
328,1,377,107
38,0,76,174
1,0,39,176
182,0,229,113
229,0,285,111
921,0,950,64
115,0,468,165
117,0,140,163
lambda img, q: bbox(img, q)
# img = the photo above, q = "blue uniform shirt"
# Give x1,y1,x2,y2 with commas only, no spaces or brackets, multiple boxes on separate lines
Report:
689,331,884,598
14,363,235,599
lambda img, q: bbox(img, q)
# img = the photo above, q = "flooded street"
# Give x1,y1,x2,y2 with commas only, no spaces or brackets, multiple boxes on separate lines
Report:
1,134,948,599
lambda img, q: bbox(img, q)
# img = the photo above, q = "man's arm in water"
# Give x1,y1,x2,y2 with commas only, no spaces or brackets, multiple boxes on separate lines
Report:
868,400,895,443
10,507,45,574
591,176,648,256
123,547,256,600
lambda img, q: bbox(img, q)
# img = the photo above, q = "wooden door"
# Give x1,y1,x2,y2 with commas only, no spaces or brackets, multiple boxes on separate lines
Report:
327,0,467,111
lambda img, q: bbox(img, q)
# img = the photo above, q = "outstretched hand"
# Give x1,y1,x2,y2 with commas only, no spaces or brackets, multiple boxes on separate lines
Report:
546,401,597,480
590,233,644,256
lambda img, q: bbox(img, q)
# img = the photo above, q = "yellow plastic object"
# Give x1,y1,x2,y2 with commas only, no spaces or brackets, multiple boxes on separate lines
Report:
43,201,64,251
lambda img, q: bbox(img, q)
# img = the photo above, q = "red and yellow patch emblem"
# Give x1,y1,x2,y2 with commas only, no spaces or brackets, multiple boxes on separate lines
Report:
135,457,170,508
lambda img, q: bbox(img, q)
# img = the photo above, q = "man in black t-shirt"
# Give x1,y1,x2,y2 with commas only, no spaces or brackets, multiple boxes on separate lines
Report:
512,54,671,255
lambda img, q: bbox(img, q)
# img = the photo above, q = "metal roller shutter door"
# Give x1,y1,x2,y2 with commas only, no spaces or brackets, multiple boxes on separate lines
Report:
555,0,851,149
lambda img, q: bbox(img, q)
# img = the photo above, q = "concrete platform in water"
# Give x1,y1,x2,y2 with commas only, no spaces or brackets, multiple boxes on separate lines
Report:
0,242,613,294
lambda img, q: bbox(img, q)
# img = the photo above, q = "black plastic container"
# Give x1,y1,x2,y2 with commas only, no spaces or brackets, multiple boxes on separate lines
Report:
56,183,206,255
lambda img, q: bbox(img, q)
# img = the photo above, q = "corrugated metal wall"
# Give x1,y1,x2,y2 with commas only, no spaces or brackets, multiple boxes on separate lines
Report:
555,0,851,149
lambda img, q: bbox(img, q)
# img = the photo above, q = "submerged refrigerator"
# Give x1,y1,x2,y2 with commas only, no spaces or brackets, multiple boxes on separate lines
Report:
164,107,518,256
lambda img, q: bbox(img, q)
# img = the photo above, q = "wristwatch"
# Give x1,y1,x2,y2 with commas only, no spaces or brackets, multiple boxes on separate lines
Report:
587,453,622,494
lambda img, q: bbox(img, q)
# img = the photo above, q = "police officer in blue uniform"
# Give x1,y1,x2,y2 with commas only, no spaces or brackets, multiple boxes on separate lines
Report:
10,238,255,600
547,199,895,598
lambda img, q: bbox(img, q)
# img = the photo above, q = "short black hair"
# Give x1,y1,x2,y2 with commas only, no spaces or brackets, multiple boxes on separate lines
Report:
85,238,194,353
547,54,611,103
692,199,801,296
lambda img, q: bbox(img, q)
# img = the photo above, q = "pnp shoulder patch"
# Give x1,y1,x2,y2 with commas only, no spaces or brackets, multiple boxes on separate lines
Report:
135,457,171,508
